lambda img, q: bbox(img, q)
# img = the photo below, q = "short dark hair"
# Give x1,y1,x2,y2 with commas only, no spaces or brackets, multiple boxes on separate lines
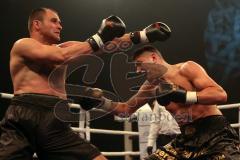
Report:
28,7,58,32
132,45,163,60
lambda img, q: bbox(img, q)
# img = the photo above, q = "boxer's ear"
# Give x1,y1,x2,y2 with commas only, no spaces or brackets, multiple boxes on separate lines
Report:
151,53,157,63
33,20,41,31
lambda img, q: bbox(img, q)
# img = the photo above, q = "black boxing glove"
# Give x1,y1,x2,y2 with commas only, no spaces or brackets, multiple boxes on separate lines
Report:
78,87,113,111
130,22,171,44
147,146,153,155
156,85,198,106
78,97,102,110
87,15,126,51
78,87,103,110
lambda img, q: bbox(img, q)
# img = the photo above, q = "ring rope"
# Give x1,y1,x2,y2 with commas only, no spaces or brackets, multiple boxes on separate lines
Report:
101,151,140,156
1,92,240,130
218,103,240,109
2,92,240,110
72,127,139,135
33,151,140,157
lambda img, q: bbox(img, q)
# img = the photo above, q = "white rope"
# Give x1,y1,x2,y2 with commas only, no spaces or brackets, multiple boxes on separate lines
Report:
231,123,240,128
0,93,14,99
0,93,104,111
1,92,240,129
101,151,140,156
2,92,240,109
218,103,240,109
69,103,81,109
33,151,140,158
114,115,131,122
72,127,139,136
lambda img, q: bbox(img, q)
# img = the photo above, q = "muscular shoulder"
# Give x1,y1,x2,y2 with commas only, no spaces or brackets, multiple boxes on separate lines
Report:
13,38,40,49
11,38,42,56
179,61,206,78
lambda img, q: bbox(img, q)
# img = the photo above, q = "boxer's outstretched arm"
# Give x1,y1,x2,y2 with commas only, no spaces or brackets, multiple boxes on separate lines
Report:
110,81,157,114
11,38,93,64
11,15,126,65
77,82,157,115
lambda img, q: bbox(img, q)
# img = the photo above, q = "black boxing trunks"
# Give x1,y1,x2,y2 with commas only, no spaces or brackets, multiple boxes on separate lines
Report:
145,115,240,160
0,93,101,160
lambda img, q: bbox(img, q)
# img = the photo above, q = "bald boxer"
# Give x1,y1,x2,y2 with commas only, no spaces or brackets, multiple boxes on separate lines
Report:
130,45,240,160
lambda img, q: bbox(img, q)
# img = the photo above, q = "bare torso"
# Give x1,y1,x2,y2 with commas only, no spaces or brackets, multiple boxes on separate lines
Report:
163,63,222,125
10,49,67,99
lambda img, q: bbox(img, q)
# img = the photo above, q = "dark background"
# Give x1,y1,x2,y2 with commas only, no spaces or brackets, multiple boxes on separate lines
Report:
0,0,239,159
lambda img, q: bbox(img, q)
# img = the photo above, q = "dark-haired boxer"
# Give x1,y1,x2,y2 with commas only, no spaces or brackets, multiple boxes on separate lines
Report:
81,44,240,160
130,45,240,160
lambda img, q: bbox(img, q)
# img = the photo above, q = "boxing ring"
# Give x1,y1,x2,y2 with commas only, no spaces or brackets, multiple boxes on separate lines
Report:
1,92,240,159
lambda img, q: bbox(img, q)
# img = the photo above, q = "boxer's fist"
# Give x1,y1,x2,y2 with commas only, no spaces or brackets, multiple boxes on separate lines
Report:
78,87,104,110
156,83,198,106
130,22,171,44
87,15,126,51
77,87,113,111
84,87,103,98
